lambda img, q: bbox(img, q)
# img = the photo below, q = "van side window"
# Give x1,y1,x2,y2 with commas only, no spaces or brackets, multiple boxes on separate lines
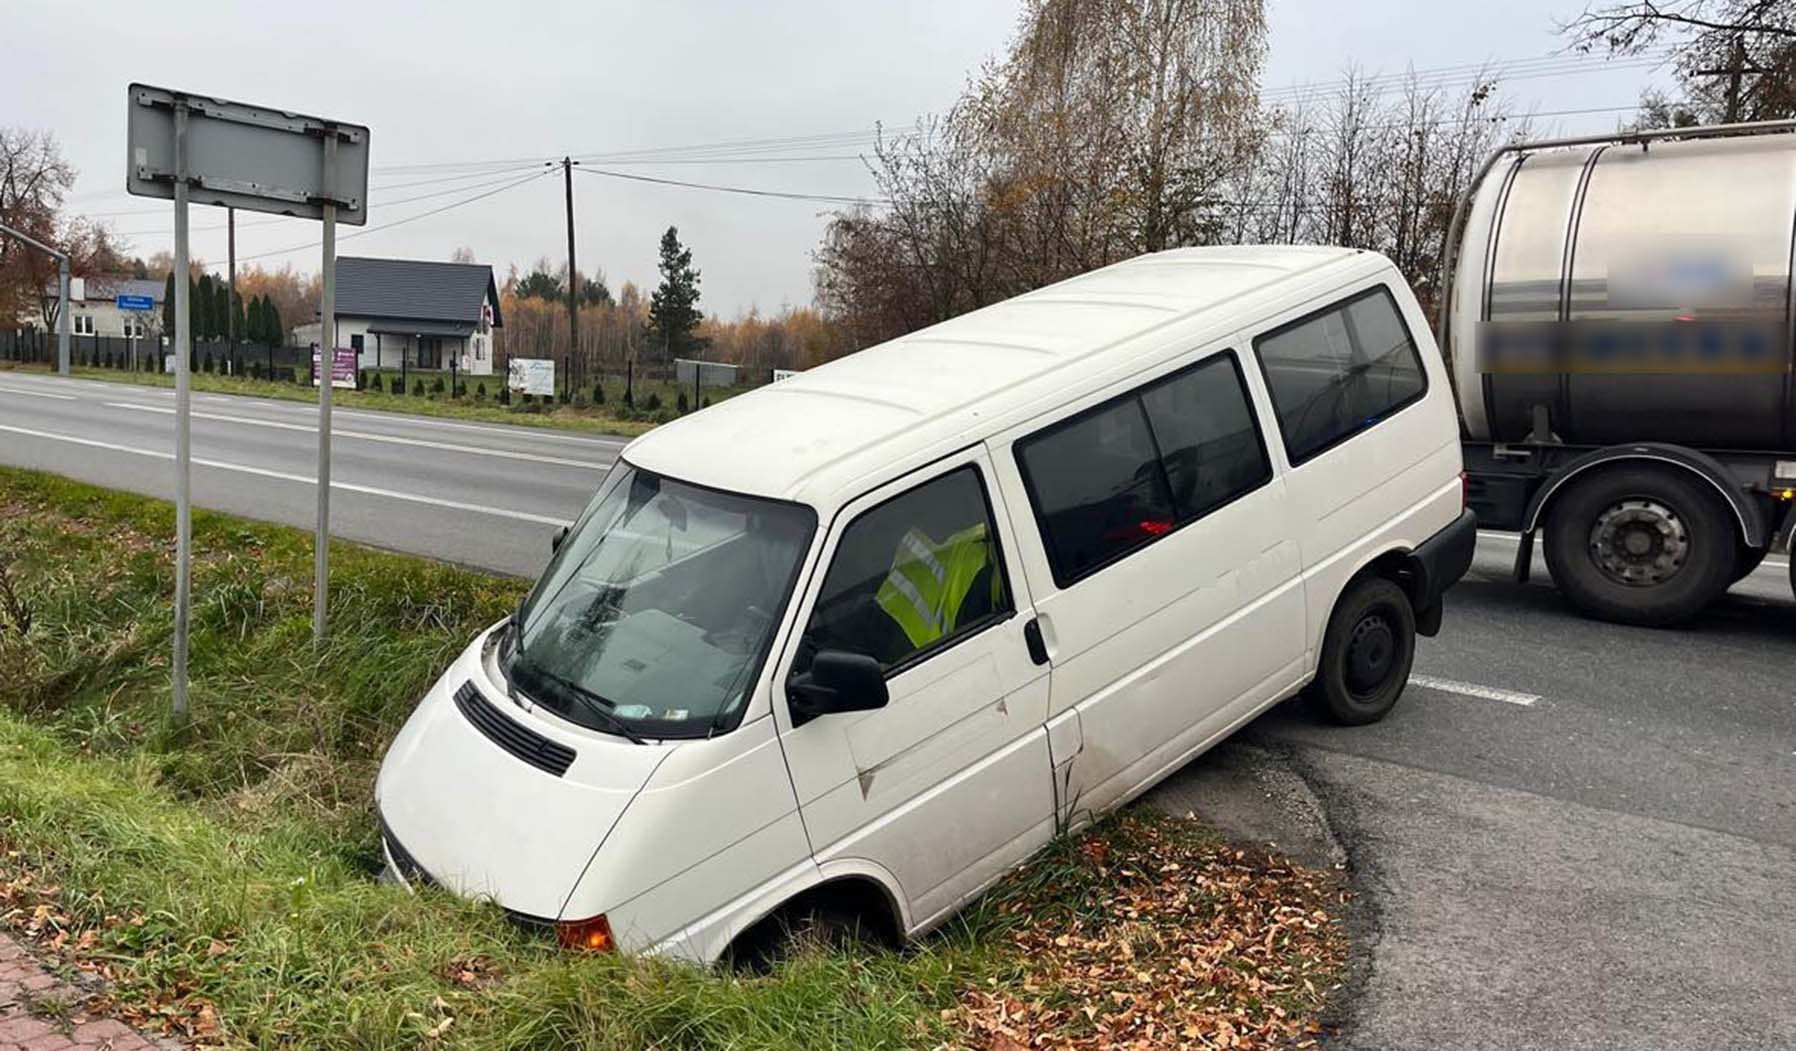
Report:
1253,285,1427,465
1017,351,1269,586
794,466,1012,677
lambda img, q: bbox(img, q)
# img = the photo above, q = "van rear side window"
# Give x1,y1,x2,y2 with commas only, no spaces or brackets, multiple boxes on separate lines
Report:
1253,286,1427,465
1017,352,1270,587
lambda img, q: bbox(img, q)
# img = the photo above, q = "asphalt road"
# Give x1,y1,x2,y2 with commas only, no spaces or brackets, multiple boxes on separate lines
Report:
0,370,621,576
3,369,1793,1049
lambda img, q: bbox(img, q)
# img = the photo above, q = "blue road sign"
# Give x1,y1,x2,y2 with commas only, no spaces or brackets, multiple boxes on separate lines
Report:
116,294,155,312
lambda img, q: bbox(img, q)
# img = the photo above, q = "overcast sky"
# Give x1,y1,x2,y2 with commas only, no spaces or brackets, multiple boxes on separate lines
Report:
2,0,1674,316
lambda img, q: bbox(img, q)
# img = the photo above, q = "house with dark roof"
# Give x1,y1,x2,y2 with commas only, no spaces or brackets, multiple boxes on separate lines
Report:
294,256,502,376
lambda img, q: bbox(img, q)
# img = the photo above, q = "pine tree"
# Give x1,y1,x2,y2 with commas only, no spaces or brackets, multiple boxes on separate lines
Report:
646,226,706,360
265,299,283,346
161,272,176,340
196,274,216,340
246,297,263,345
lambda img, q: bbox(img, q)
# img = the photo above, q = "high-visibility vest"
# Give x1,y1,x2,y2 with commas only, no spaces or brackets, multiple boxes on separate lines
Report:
874,523,999,649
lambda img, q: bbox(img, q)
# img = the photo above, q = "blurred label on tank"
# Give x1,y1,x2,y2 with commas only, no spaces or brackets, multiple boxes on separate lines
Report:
1476,320,1791,375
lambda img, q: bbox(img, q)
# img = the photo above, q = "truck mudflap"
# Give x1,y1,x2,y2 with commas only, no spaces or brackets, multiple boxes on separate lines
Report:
1408,509,1477,636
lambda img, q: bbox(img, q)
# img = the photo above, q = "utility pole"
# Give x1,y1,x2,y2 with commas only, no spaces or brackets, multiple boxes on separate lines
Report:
563,156,579,401
1696,34,1753,123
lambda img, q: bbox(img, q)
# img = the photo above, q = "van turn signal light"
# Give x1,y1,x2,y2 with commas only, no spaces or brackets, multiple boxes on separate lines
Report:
556,914,615,953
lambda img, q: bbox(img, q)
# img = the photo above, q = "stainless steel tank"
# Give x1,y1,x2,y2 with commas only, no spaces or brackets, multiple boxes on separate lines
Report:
1446,128,1796,450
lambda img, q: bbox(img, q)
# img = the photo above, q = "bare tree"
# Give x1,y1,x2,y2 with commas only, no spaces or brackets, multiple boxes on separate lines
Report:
1564,0,1796,121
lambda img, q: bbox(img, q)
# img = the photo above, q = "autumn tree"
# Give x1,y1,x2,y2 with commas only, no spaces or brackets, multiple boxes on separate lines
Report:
1565,0,1796,122
816,0,1269,346
647,226,705,359
0,128,75,323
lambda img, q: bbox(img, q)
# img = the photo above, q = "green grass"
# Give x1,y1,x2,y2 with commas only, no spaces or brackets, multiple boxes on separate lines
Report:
0,361,694,439
0,467,1342,1049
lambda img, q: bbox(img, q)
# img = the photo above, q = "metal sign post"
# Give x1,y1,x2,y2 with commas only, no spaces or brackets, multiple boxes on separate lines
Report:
314,132,337,644
171,100,192,718
115,293,154,375
126,84,369,713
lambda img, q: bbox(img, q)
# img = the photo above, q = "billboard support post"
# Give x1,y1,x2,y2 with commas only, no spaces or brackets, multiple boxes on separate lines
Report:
314,131,337,645
171,98,192,719
126,84,369,711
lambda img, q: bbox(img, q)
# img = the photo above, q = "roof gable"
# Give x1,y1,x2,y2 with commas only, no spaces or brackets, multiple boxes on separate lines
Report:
333,256,499,325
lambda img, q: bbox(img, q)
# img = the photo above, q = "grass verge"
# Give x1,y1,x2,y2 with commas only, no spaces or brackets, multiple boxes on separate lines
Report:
0,466,1346,1049
0,362,667,438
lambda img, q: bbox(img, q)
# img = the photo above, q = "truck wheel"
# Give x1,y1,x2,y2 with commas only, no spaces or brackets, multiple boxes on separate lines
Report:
1311,576,1415,726
1542,466,1734,626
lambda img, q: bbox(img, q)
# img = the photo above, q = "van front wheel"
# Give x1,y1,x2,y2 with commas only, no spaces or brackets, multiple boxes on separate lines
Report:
1312,576,1415,726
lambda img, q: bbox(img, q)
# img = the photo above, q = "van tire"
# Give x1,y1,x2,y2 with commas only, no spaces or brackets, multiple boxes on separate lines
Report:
1542,466,1734,626
1312,576,1415,726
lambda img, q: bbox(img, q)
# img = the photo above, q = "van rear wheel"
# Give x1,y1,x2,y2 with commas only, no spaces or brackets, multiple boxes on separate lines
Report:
1312,576,1415,726
1542,466,1733,626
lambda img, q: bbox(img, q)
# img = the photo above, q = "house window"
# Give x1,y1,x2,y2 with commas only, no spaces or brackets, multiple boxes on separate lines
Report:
72,315,95,336
350,334,364,354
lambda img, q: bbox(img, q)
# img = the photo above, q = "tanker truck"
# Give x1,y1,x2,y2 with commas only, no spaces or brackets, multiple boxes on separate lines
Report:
1440,120,1796,625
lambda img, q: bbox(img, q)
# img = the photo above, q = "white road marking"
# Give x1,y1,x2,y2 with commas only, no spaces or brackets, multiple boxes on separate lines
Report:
2,372,627,448
0,385,77,400
1408,674,1540,707
0,421,572,527
106,402,612,470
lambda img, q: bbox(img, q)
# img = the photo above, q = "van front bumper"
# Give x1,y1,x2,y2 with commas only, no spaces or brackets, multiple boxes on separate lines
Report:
1409,508,1477,636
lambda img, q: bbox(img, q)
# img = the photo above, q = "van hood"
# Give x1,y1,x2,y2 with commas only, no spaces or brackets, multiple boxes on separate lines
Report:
375,627,672,920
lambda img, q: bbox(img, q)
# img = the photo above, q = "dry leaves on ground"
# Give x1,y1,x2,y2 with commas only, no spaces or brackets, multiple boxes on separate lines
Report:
942,812,1347,1051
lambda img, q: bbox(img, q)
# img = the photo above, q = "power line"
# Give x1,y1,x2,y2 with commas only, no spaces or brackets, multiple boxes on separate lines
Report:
194,168,551,272
112,168,557,239
574,165,887,204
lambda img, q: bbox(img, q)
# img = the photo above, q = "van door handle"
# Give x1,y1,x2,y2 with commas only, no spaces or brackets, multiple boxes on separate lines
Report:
1023,617,1049,666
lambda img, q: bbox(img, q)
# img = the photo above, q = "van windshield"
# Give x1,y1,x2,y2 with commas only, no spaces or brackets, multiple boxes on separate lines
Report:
509,463,815,739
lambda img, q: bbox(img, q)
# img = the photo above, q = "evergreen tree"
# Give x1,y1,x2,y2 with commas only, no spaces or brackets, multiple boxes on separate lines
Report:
196,274,216,340
646,226,706,360
245,297,263,344
264,299,283,346
161,272,176,340
231,291,245,344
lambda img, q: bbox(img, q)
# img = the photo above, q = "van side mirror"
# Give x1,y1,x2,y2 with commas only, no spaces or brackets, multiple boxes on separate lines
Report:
787,650,888,728
550,525,568,553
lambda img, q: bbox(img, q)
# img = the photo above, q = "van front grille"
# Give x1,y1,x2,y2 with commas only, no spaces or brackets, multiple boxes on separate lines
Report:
453,681,577,777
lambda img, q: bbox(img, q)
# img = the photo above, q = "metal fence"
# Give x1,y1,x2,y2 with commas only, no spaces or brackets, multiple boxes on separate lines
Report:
0,329,316,380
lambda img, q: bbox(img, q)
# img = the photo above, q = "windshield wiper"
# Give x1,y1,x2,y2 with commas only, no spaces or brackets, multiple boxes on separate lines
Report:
509,654,647,745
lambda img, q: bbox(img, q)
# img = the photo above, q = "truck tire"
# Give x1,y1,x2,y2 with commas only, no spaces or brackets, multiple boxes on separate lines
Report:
1542,466,1735,626
1311,576,1415,726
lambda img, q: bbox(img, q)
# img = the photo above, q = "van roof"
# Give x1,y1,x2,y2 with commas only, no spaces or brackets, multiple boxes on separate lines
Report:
622,245,1374,508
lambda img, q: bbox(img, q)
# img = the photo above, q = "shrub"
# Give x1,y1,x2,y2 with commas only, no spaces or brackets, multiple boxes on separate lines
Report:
411,379,424,397
203,352,214,374
431,376,445,395
475,382,486,401
593,382,605,404
357,370,367,390
498,385,511,405
643,391,662,412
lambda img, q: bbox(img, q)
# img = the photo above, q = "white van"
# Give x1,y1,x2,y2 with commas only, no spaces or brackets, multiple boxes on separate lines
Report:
375,245,1475,960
